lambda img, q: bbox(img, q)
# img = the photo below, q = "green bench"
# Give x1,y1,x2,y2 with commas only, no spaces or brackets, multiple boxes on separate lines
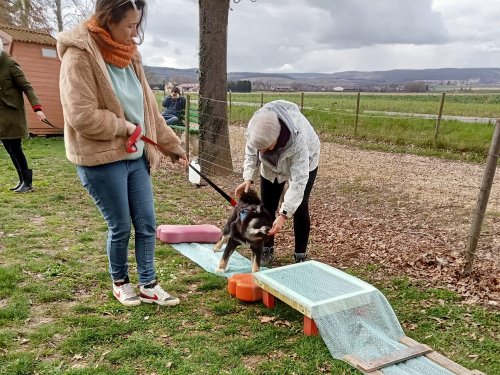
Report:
168,108,199,134
168,108,199,157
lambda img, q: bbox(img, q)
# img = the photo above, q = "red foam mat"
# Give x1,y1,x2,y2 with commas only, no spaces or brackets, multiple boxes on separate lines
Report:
156,224,222,244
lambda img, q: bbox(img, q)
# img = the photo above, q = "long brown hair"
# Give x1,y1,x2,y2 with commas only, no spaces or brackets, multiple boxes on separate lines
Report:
94,0,147,44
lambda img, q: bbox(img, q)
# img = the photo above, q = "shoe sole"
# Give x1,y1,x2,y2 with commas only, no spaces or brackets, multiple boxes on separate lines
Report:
115,297,141,307
140,296,180,306
14,188,34,193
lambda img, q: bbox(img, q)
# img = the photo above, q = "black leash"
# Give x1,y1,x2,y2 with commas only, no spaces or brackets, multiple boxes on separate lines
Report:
41,118,58,128
188,162,237,207
125,126,237,207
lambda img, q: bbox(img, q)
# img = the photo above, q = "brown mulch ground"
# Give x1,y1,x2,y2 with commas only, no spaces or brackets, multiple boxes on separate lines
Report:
222,127,499,307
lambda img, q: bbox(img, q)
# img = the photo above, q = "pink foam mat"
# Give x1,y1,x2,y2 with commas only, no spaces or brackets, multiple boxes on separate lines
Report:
156,224,222,244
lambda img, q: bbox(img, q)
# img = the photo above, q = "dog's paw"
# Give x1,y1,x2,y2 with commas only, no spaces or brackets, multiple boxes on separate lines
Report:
215,267,226,273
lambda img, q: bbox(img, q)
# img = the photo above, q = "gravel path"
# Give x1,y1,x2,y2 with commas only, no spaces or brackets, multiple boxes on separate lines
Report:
227,126,499,305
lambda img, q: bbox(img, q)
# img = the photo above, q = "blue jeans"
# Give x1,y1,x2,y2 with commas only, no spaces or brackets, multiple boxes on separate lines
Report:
162,113,179,125
77,157,157,285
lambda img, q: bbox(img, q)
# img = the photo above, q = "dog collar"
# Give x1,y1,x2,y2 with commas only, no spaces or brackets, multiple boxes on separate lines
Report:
239,208,250,221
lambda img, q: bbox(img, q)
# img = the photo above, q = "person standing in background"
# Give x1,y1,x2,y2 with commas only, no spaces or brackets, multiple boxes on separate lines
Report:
0,41,47,193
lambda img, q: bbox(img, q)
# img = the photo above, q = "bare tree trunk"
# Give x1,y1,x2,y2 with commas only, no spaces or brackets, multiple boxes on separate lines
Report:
198,0,233,176
19,0,31,27
55,0,63,31
0,0,15,25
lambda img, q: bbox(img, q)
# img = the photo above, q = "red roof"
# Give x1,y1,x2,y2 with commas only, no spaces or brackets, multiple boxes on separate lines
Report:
0,24,56,46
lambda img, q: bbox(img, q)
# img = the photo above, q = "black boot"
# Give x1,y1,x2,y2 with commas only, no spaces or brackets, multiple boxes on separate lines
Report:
14,169,33,193
9,169,22,191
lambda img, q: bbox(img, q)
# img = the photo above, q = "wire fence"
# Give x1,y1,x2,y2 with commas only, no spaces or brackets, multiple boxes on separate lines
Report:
158,91,500,277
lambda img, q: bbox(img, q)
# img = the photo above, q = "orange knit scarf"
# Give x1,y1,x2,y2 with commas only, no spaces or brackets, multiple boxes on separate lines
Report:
87,17,137,68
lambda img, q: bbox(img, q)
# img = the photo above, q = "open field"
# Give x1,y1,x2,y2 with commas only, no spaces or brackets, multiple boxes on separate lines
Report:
156,91,500,161
0,136,498,374
161,91,500,118
228,92,500,118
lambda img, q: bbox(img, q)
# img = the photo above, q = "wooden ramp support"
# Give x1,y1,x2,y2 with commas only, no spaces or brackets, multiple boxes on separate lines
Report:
343,336,485,375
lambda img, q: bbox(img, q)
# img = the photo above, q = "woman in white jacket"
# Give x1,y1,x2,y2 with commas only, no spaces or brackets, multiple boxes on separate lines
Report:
235,100,320,265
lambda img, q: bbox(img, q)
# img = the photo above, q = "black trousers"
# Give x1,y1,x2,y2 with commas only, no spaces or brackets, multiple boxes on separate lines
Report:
261,167,318,254
1,138,29,171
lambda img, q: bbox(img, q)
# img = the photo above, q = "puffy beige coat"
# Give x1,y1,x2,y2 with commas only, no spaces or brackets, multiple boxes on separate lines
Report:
57,23,184,168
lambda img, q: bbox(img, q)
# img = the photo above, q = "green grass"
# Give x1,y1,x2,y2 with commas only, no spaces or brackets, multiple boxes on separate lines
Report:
156,91,498,162
0,138,498,374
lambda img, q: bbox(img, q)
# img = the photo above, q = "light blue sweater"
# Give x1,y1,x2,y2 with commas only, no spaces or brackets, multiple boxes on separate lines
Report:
106,63,145,160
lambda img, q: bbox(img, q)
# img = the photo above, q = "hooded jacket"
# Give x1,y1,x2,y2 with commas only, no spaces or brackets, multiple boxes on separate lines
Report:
243,100,320,216
57,23,184,168
0,52,41,139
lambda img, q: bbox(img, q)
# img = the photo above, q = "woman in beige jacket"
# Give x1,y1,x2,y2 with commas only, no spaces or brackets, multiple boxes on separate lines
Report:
58,0,187,307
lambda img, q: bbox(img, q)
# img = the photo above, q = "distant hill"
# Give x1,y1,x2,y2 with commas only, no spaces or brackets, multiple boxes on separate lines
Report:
144,66,500,90
326,68,500,83
144,66,199,84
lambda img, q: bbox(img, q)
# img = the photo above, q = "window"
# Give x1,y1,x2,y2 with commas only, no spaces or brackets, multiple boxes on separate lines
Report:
41,48,57,58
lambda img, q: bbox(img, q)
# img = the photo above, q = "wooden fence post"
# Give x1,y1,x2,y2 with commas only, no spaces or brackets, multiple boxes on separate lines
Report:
434,92,446,144
300,92,304,112
184,95,190,158
464,119,500,275
260,92,264,107
228,91,232,125
354,92,361,137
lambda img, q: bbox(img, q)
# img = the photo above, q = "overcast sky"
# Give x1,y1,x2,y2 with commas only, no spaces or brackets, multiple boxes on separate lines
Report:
138,0,500,73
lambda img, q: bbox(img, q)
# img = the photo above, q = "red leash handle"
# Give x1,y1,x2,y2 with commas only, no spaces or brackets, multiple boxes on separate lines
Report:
125,125,142,153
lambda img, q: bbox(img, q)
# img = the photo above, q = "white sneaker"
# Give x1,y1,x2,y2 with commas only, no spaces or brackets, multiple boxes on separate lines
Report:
113,279,141,307
139,281,180,306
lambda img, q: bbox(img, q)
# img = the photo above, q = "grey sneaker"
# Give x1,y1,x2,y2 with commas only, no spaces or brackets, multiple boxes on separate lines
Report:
294,253,307,263
261,247,274,267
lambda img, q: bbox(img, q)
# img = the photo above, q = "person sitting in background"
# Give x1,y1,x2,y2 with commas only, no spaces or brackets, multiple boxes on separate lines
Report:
161,86,185,125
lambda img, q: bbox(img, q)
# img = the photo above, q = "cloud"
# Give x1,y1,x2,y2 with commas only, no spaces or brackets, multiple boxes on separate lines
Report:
138,0,500,73
305,0,448,48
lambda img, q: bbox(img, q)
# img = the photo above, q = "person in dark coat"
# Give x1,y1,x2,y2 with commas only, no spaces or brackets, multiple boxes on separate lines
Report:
0,41,46,193
161,86,186,125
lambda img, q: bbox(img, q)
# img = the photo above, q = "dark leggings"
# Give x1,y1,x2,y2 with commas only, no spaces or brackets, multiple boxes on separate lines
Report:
1,138,28,171
261,167,318,254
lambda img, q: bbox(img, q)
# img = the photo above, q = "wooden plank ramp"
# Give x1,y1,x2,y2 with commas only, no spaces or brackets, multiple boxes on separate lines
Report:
343,336,485,374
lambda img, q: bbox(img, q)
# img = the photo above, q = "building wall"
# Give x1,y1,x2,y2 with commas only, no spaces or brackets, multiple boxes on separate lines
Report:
11,41,63,135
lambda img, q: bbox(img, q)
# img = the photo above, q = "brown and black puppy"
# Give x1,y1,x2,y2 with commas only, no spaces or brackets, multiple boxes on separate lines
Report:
214,190,273,273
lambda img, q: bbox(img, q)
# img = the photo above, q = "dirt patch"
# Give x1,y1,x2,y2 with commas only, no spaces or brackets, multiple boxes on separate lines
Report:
224,126,499,306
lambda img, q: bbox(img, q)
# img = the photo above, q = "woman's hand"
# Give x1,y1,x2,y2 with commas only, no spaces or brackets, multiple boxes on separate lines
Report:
177,153,188,167
234,181,251,197
35,111,47,121
268,215,286,236
125,121,137,135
